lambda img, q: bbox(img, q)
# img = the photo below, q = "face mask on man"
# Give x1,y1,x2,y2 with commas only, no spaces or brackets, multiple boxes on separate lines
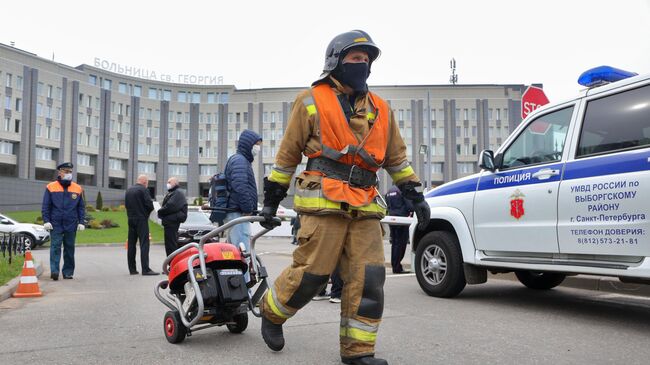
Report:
252,144,261,157
166,183,173,191
333,62,370,93
62,173,73,181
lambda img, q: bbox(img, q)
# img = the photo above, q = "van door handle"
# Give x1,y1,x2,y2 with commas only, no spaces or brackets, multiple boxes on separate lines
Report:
532,169,560,180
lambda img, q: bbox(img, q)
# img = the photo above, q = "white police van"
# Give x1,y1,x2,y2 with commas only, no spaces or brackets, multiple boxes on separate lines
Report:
413,66,650,298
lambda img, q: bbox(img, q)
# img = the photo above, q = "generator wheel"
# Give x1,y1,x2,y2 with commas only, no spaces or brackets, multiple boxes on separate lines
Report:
227,312,248,334
164,311,187,344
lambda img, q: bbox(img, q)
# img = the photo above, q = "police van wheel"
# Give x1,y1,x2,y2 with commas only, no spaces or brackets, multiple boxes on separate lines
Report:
227,312,248,334
164,311,187,344
415,231,466,298
515,271,566,290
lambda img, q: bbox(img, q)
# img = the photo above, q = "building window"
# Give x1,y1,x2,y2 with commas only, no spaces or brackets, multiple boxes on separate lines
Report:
3,117,10,132
77,154,91,166
102,79,112,90
56,87,63,100
220,93,229,103
47,85,53,98
148,88,158,99
133,85,142,97
472,126,477,137
118,82,127,94
192,92,200,103
109,158,124,171
207,93,215,103
4,96,10,110
178,91,187,103
0,140,14,155
488,108,493,120
89,75,97,85
16,76,23,90
163,90,171,101
16,99,23,113
138,162,156,173
35,147,53,161
457,162,474,174
463,109,469,121
455,126,461,138
5,73,12,88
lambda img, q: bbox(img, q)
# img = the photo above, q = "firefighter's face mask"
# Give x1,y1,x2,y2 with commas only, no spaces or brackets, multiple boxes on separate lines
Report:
334,49,370,93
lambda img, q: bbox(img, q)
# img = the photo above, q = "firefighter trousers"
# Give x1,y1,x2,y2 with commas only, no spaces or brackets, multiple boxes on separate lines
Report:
261,213,386,358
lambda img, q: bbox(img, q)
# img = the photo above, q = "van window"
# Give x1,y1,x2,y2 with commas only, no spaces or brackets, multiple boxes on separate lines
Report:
577,84,650,157
500,106,573,169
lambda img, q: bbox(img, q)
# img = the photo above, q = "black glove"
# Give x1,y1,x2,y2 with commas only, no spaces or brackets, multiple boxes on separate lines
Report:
398,181,430,231
260,177,288,230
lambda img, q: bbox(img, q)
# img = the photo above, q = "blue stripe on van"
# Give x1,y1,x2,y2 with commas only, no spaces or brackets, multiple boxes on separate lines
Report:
425,149,650,199
477,162,564,191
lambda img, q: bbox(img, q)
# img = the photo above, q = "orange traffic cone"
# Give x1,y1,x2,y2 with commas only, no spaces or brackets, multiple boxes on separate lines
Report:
13,251,43,298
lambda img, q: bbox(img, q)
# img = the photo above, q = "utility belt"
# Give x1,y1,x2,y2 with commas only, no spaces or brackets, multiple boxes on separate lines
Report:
306,157,378,188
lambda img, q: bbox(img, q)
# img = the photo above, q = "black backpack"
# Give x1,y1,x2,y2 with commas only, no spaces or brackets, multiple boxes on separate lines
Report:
208,172,229,224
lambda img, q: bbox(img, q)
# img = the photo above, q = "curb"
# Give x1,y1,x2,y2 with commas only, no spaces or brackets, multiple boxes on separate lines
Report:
0,259,44,303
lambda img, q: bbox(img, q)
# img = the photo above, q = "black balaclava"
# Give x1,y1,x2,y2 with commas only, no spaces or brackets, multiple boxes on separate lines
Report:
332,61,370,94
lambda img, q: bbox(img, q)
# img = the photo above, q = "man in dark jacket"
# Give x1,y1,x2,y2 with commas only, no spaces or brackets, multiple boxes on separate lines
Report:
125,174,157,275
224,129,262,283
157,177,188,256
42,162,85,281
385,185,414,274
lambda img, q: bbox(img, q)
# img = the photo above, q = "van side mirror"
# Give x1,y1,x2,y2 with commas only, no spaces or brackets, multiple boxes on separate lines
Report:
0,218,10,225
478,150,496,172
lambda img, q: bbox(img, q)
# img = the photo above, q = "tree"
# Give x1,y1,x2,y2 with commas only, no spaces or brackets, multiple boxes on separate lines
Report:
96,191,103,210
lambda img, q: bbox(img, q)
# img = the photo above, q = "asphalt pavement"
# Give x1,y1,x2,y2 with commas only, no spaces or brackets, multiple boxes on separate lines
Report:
2,238,650,364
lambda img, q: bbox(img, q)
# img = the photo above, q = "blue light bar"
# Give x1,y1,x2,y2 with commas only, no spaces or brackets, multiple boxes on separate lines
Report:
578,66,638,87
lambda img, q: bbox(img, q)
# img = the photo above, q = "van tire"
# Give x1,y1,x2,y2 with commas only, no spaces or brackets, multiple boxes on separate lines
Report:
515,271,566,290
415,231,466,298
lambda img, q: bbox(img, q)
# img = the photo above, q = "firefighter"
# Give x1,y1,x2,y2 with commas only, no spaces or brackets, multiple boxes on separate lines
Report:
258,30,430,365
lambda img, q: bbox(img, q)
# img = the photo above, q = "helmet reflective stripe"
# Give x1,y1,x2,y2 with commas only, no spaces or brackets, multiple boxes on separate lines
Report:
317,30,381,82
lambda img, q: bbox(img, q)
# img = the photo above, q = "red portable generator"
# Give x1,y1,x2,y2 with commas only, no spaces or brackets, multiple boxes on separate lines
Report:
155,215,279,343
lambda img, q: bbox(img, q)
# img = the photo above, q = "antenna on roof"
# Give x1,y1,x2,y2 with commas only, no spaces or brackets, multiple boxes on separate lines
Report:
449,58,458,85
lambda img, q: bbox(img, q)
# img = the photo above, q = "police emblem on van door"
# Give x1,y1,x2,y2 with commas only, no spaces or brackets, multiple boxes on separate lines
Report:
509,189,525,220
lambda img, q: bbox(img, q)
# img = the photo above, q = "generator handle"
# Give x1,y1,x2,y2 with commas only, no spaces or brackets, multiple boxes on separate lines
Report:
198,216,281,247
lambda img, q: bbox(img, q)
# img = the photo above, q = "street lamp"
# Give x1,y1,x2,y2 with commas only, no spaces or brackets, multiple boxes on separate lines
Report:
419,144,428,189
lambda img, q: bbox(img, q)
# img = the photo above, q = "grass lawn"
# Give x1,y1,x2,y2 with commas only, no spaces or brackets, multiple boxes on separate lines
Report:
0,255,25,286
5,210,164,245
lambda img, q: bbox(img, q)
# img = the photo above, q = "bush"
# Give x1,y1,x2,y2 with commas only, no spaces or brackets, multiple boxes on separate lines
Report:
89,220,103,229
117,204,126,212
100,219,118,229
96,191,103,210
111,206,120,212
34,216,44,224
85,205,96,212
194,197,204,206
101,207,110,212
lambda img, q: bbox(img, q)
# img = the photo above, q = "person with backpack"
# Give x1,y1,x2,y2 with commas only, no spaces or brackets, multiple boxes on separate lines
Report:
224,129,263,282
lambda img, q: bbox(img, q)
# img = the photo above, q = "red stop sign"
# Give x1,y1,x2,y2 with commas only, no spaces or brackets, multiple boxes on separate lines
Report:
521,86,549,120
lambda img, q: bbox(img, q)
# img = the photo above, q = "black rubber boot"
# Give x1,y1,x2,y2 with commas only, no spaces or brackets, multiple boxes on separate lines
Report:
261,316,284,351
341,355,388,365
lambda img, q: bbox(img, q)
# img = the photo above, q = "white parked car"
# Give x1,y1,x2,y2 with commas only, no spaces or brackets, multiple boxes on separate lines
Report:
413,66,650,297
0,213,50,249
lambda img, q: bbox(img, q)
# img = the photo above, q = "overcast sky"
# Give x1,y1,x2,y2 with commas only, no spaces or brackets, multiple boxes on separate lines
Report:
3,0,650,102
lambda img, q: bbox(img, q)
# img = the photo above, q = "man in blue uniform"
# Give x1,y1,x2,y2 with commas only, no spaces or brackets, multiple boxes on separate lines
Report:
42,162,86,280
385,185,413,274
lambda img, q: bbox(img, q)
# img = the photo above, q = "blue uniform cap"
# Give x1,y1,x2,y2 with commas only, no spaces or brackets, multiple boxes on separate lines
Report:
57,162,74,170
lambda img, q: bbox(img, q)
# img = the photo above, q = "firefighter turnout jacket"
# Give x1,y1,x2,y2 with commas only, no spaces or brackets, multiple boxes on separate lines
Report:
269,77,418,218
